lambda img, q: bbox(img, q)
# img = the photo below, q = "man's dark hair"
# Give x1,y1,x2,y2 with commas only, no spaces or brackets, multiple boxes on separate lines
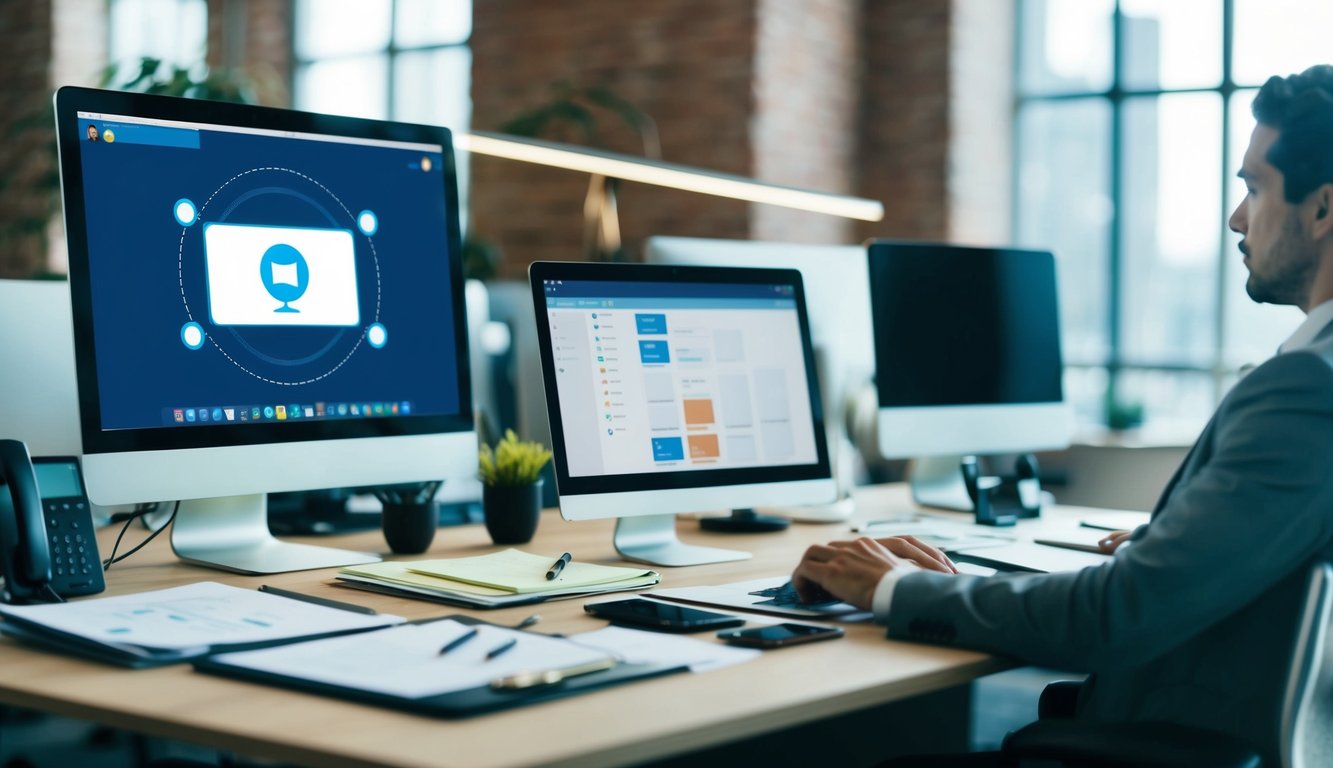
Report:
1252,64,1333,203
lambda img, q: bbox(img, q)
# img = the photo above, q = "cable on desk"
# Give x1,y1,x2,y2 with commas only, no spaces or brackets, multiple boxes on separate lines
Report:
102,501,179,570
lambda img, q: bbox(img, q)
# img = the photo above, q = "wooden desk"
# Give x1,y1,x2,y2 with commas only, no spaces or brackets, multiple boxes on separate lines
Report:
0,486,1134,768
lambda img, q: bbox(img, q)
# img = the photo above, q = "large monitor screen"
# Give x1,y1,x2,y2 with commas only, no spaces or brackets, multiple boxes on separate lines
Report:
532,263,830,498
869,242,1063,408
60,92,470,454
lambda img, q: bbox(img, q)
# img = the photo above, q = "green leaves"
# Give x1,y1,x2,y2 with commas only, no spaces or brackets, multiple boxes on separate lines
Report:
479,430,552,487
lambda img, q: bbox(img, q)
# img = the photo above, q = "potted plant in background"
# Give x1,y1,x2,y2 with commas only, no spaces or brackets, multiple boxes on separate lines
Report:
479,430,553,545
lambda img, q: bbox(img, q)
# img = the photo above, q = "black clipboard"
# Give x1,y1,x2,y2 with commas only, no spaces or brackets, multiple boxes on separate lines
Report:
192,615,688,717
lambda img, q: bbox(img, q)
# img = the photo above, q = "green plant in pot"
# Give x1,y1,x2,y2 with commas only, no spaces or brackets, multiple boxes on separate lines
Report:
479,430,553,545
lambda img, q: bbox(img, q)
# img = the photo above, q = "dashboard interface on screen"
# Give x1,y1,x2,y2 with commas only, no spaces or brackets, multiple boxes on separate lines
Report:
540,278,821,479
70,109,463,434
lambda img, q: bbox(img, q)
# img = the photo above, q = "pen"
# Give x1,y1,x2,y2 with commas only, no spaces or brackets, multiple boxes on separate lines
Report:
485,637,518,660
546,552,572,581
258,584,378,615
438,627,479,655
1079,521,1122,532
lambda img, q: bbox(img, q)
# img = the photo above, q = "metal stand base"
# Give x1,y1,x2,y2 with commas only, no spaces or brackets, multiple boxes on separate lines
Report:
171,494,381,575
910,455,974,512
613,514,751,567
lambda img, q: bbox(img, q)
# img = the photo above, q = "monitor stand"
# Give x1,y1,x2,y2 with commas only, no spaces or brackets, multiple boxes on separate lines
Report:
171,494,382,575
613,514,752,567
909,455,974,512
699,508,789,533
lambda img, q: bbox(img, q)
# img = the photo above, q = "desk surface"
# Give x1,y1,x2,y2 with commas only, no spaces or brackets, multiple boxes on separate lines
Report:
0,486,1142,768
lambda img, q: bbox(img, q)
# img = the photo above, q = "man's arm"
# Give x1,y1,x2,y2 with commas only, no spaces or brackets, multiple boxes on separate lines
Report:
886,351,1333,671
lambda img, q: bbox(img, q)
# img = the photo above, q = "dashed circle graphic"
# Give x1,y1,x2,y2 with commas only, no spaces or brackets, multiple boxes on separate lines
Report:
177,166,381,385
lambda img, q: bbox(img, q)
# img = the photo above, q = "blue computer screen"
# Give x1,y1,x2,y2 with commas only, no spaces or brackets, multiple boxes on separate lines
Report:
74,113,462,431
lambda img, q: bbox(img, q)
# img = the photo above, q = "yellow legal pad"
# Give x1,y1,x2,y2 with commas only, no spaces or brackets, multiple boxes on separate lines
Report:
337,550,659,608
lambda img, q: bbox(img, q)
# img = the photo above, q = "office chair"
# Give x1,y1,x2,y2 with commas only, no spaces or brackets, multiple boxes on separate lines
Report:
1000,561,1333,768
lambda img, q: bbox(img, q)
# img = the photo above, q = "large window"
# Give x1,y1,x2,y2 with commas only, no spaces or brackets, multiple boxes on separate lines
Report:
293,0,471,229
108,0,208,74
1015,0,1331,436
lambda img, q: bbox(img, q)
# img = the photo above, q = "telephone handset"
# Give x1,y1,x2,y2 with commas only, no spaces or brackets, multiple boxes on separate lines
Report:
0,439,105,603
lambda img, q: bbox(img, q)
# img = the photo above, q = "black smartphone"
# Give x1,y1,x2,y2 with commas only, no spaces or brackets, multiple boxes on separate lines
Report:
584,598,745,633
716,622,844,648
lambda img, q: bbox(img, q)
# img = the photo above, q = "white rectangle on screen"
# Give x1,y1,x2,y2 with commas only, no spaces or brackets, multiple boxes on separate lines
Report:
648,403,680,432
725,434,756,462
642,372,675,403
754,368,790,421
761,421,794,460
204,222,360,327
718,374,753,428
713,329,744,363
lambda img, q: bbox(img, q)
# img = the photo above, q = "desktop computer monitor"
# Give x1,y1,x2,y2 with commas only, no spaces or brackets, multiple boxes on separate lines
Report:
867,240,1072,510
529,262,835,566
54,86,475,574
643,236,873,522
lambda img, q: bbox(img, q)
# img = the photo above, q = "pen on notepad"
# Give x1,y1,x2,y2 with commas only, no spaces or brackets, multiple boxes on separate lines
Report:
546,552,572,581
485,637,518,660
257,584,377,615
438,627,479,656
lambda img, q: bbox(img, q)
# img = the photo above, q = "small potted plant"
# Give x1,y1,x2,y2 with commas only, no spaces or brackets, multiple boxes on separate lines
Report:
479,430,553,545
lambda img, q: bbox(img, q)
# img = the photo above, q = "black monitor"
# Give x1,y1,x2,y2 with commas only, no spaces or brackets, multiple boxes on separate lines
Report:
867,240,1071,509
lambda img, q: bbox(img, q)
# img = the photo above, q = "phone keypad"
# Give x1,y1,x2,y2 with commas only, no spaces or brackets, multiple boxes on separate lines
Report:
44,500,104,596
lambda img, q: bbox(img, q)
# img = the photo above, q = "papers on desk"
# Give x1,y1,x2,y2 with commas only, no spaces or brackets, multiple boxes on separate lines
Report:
336,549,660,608
850,515,1017,553
207,620,612,699
572,625,760,672
953,541,1111,573
0,582,404,667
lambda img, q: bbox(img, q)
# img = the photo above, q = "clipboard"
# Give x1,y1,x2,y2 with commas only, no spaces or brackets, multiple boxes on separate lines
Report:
192,615,688,717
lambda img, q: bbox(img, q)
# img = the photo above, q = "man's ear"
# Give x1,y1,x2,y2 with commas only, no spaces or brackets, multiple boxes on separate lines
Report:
1311,184,1333,240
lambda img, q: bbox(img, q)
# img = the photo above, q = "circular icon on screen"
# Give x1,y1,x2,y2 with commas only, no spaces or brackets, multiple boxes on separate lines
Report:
259,243,309,313
103,129,116,143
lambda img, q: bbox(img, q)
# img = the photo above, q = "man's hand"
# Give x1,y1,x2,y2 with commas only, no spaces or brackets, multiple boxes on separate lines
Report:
1097,530,1133,554
791,535,959,610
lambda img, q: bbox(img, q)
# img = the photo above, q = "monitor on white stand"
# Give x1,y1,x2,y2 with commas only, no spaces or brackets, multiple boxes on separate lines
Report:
55,86,476,574
867,241,1072,510
529,262,835,566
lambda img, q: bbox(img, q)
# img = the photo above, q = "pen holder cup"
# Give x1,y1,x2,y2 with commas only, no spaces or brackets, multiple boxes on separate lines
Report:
381,501,439,555
483,481,543,545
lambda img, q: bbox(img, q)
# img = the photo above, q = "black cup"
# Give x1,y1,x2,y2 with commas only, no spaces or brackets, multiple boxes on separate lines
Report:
381,501,439,554
483,481,542,545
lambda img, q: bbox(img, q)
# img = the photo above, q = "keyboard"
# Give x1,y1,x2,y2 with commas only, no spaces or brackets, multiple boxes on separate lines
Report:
748,581,840,607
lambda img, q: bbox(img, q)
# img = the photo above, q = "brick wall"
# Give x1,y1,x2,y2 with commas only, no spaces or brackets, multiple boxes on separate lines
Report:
0,0,55,278
752,0,860,246
207,0,292,107
470,0,759,277
856,1,954,244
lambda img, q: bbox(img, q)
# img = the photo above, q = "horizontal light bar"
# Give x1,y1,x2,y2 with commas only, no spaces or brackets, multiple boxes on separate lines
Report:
455,130,884,222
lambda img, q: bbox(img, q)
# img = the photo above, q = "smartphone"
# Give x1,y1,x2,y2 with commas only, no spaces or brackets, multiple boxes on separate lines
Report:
716,622,844,648
584,598,745,632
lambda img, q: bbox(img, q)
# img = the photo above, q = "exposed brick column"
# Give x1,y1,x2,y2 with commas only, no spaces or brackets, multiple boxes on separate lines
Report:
0,0,56,278
751,0,860,246
856,1,953,243
208,0,292,107
470,0,758,277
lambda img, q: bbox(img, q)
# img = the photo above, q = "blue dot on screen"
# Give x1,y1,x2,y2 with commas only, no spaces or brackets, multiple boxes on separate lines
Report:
357,210,378,235
180,322,205,350
367,323,388,349
173,199,197,226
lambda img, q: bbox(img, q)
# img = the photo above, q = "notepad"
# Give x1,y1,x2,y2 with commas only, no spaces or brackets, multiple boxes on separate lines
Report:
409,549,656,593
337,551,660,608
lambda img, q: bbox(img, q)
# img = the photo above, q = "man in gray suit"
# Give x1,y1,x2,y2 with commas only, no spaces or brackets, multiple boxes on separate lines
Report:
793,64,1333,764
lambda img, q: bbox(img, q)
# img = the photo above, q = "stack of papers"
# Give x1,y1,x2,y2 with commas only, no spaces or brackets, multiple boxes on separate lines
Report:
0,582,404,667
337,549,660,608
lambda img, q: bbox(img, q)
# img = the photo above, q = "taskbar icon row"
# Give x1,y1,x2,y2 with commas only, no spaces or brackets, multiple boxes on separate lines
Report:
164,401,413,426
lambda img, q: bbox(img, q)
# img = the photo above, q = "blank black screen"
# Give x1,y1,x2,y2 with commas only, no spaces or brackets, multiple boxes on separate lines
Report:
868,243,1062,408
